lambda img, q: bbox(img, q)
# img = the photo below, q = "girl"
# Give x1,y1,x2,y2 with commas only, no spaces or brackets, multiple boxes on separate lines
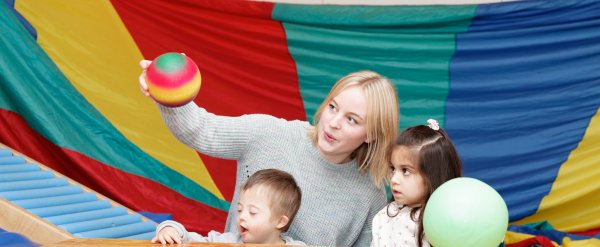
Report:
371,119,462,247
139,61,399,247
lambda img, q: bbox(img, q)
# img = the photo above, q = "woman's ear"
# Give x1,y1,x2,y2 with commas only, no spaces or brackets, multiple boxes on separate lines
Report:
276,215,290,230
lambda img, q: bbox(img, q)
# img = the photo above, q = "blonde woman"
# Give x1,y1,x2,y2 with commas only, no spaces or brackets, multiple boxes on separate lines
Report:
139,62,399,247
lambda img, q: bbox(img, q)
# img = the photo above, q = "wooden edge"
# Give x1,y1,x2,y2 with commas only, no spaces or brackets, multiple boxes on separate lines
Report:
0,197,74,244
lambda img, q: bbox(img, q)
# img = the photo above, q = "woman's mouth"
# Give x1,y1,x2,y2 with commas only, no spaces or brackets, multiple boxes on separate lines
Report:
323,131,337,143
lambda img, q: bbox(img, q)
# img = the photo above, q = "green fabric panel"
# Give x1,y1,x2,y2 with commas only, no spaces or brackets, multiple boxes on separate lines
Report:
0,4,229,211
273,4,476,129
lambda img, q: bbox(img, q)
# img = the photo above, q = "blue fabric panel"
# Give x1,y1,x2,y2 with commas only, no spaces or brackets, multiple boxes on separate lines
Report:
447,0,600,221
0,227,38,247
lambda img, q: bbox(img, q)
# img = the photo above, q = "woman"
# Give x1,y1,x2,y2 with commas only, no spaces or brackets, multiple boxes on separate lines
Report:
140,61,399,246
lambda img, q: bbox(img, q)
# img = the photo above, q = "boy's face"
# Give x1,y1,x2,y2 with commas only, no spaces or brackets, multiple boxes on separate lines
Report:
237,185,286,244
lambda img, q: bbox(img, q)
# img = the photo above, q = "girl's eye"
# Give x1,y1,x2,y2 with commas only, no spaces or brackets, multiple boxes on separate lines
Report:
389,165,395,173
402,168,411,176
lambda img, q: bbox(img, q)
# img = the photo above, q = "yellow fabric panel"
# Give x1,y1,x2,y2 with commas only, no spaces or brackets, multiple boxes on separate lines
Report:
515,108,600,231
15,0,224,200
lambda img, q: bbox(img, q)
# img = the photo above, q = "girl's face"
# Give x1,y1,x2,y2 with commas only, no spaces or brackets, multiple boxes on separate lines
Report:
317,85,368,163
237,186,286,244
389,146,427,207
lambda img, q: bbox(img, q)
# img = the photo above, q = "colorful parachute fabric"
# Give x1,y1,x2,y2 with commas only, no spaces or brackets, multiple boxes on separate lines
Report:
0,0,598,244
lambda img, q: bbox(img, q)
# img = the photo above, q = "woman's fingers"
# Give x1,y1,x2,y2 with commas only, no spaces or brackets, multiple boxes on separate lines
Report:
139,59,151,69
138,59,151,97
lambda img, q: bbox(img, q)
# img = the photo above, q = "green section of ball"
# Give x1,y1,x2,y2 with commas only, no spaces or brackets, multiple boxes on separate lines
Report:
154,52,186,73
424,177,509,247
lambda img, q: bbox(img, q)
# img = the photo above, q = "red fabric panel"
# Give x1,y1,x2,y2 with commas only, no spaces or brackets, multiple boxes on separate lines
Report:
110,0,304,201
570,226,600,237
0,109,227,234
506,236,556,247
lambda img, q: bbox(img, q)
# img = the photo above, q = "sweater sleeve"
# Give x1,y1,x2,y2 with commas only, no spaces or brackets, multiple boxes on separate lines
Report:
158,102,263,160
353,189,387,247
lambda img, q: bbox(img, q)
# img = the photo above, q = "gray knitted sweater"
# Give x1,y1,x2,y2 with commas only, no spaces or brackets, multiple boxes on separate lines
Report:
159,103,386,247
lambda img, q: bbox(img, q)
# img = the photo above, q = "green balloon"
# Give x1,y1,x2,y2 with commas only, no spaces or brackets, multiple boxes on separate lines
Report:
423,177,508,247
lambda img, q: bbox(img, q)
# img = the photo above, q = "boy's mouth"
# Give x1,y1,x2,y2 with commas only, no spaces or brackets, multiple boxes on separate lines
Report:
240,225,249,235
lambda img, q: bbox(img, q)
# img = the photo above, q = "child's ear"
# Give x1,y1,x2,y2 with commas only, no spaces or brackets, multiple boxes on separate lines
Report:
276,215,290,230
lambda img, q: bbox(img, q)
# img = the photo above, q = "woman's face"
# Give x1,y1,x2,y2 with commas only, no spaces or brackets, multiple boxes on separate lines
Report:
317,85,368,164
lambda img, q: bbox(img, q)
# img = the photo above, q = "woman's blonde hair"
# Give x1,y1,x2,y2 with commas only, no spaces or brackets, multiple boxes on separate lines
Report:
308,70,399,187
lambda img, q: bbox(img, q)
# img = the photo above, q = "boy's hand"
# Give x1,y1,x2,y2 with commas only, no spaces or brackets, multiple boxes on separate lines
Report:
151,226,182,244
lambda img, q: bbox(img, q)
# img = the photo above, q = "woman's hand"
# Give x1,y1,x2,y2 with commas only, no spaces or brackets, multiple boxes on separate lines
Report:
138,60,152,97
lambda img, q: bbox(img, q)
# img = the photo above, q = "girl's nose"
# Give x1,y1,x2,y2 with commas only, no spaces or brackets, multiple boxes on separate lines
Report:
390,171,401,185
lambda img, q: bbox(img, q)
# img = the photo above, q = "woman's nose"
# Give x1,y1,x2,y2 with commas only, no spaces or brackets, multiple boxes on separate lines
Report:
329,114,342,129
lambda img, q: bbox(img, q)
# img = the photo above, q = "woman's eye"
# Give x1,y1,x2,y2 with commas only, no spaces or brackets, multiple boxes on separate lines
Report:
328,104,337,111
347,117,356,124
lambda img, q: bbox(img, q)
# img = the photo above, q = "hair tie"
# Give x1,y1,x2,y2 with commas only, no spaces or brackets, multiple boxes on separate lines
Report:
427,119,439,131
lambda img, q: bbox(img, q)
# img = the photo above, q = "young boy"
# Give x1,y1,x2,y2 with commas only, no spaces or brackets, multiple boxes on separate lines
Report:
152,169,305,245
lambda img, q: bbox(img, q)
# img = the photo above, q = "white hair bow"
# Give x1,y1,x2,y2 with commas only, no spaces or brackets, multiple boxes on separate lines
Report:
427,119,439,131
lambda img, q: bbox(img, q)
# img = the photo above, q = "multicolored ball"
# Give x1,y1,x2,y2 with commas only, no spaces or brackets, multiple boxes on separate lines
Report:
146,52,201,107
